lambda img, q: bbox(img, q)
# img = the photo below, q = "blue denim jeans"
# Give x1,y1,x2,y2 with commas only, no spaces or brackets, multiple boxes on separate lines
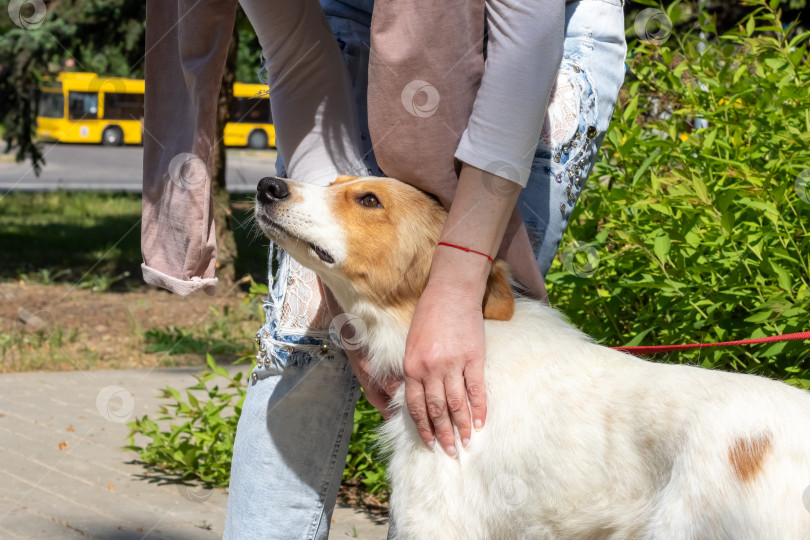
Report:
224,1,626,538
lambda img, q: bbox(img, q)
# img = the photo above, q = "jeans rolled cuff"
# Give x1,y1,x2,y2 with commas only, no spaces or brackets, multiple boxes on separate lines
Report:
141,263,218,297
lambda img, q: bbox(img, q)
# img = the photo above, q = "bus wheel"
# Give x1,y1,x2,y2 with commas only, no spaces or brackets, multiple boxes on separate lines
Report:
247,129,268,150
102,126,124,146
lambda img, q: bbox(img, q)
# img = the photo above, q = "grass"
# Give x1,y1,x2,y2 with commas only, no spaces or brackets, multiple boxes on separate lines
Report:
143,305,259,357
0,190,270,289
0,191,143,286
0,324,93,372
0,292,263,373
0,190,271,373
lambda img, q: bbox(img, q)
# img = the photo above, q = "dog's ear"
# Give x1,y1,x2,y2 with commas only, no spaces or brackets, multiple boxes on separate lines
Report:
483,259,514,321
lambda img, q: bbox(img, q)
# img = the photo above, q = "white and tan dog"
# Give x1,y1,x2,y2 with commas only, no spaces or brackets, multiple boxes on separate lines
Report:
255,174,810,539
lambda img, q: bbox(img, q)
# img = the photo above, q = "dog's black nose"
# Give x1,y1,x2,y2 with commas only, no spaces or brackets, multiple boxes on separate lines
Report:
257,177,289,203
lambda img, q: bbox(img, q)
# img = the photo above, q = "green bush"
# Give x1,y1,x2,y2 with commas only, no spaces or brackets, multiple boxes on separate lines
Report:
343,395,390,498
127,356,390,495
125,278,269,486
126,355,247,486
548,0,810,387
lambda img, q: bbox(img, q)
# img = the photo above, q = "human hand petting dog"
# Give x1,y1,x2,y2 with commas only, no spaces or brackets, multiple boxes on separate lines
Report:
404,163,523,456
325,164,523,455
322,164,525,457
346,349,399,420
403,248,489,456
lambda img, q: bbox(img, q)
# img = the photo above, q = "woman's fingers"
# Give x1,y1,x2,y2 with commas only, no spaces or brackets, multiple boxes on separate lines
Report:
382,378,402,398
405,377,435,449
424,380,456,457
465,361,487,432
364,384,393,420
445,374,472,448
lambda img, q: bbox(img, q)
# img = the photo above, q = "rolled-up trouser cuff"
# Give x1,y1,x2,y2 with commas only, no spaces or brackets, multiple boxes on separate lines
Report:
140,263,218,297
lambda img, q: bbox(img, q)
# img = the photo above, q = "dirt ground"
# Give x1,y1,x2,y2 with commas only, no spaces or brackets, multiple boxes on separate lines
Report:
0,280,260,373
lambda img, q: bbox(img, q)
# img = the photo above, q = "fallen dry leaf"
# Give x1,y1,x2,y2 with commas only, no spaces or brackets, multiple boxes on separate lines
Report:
108,482,115,491
66,424,75,432
58,441,68,451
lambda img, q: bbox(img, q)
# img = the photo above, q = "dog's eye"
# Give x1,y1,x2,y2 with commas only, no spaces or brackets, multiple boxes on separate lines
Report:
358,193,382,208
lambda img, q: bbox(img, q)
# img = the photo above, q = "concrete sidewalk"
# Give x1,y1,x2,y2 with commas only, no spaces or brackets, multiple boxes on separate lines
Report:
0,368,388,539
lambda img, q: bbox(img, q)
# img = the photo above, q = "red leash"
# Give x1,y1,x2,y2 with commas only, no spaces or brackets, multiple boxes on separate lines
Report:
613,331,810,355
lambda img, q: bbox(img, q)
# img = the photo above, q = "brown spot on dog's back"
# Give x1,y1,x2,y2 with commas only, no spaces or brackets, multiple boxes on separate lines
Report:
728,433,772,483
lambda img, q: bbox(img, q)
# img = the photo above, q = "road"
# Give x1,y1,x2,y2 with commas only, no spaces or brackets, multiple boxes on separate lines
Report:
0,144,278,194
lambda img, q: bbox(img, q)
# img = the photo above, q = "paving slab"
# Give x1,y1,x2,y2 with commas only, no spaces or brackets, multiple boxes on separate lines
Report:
0,369,388,539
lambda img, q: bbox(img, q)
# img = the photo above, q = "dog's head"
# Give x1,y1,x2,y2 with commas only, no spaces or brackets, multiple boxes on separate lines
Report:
255,175,514,325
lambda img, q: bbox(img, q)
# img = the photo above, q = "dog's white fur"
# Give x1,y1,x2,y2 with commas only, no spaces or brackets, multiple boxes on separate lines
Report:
257,175,810,539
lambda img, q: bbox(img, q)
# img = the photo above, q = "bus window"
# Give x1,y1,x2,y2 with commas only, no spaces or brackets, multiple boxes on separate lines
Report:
38,92,64,118
68,91,98,120
229,97,272,124
103,92,145,120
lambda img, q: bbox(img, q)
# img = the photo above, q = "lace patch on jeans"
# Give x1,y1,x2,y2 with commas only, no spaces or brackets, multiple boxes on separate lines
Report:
539,70,580,149
278,258,332,334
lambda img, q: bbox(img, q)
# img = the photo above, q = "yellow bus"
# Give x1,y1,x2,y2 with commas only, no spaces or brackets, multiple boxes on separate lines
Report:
37,72,275,149
224,82,276,149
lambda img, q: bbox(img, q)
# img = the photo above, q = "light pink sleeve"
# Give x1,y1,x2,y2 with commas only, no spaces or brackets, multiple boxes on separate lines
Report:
140,0,238,296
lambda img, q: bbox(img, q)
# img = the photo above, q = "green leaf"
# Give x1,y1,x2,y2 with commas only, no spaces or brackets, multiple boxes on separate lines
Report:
654,234,671,263
692,176,710,204
744,310,773,323
745,16,756,37
701,128,717,152
166,386,181,402
770,261,792,292
624,327,656,347
632,148,661,186
187,391,200,409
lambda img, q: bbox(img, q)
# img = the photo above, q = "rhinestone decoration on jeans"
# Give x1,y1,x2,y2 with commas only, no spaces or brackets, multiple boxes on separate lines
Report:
558,125,598,213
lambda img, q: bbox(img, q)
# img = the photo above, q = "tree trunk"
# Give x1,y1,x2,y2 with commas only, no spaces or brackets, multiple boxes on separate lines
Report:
211,24,239,290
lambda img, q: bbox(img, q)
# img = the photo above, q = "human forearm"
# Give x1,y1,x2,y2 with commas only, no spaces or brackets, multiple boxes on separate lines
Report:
404,163,521,454
429,162,522,298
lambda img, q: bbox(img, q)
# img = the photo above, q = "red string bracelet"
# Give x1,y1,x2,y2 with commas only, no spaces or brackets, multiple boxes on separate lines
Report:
437,242,494,262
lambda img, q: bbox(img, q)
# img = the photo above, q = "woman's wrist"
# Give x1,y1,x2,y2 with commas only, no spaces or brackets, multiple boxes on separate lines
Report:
425,162,524,301
429,243,491,301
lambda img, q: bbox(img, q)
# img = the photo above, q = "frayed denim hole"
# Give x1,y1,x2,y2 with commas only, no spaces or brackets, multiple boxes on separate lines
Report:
538,59,600,220
266,313,331,363
287,350,315,367
558,61,599,170
539,69,581,152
